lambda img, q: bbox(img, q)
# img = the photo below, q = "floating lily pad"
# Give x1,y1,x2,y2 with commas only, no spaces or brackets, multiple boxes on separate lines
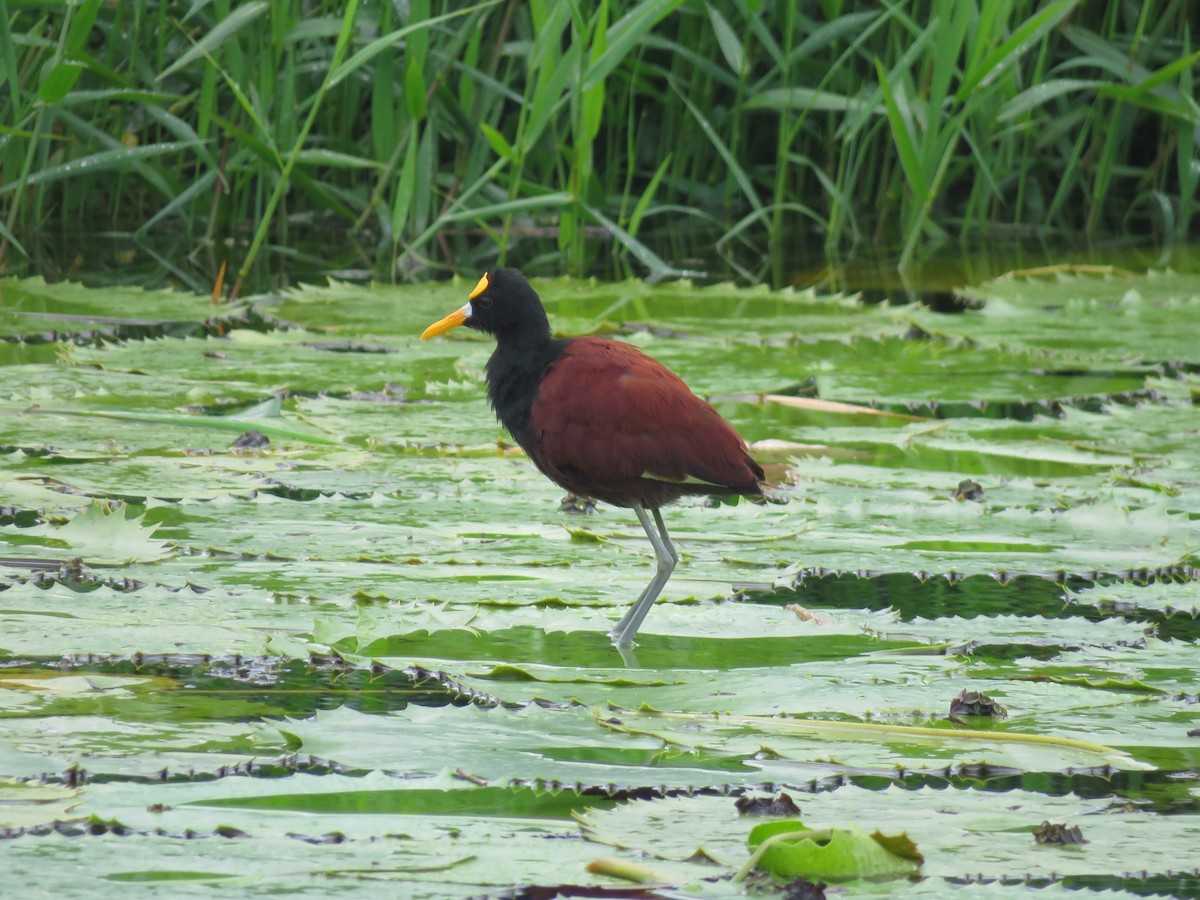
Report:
2,271,1199,897
742,818,923,881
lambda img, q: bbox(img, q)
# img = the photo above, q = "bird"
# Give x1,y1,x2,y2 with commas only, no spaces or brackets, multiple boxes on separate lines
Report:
421,268,764,645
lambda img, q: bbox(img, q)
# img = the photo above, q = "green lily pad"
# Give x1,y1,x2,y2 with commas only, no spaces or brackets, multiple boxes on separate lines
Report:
3,270,1200,898
743,819,923,881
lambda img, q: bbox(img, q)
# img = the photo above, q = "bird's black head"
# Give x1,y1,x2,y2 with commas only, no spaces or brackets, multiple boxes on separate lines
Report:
420,268,551,345
466,268,550,340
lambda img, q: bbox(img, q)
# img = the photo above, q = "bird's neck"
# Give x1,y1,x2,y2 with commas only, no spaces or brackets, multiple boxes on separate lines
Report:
485,334,568,446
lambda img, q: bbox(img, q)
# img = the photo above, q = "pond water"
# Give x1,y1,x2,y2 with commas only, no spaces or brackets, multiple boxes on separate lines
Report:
2,233,1199,896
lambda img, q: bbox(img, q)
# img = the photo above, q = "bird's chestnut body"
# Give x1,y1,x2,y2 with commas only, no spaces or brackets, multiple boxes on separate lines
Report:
511,336,762,508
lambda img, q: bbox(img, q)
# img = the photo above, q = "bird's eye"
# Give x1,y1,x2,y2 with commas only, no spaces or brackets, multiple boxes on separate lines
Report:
475,295,493,309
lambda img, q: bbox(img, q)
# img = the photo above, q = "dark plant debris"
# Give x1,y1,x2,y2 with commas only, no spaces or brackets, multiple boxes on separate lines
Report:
952,479,984,502
780,877,827,900
949,689,1008,720
231,428,270,449
496,886,663,900
735,792,803,817
302,340,395,353
1033,820,1088,845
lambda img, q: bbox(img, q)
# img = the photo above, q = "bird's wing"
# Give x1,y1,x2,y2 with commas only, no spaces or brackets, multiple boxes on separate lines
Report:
528,337,756,488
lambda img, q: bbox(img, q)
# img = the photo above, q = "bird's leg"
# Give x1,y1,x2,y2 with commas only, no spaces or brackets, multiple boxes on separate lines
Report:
609,504,678,646
609,505,673,641
652,507,678,565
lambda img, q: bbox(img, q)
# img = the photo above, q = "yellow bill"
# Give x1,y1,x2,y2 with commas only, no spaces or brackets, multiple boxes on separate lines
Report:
420,304,470,340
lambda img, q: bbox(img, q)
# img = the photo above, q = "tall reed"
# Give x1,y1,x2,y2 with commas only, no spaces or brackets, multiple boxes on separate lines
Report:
1,0,1195,278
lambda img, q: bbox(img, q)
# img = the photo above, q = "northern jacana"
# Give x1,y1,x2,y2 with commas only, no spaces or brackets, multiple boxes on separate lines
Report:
421,269,764,645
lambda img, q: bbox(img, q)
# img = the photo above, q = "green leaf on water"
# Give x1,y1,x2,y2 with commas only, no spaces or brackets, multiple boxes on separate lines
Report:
6,499,173,565
738,819,923,882
564,525,606,543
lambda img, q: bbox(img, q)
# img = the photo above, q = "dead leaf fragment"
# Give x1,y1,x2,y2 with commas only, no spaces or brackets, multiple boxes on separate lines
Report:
786,604,832,625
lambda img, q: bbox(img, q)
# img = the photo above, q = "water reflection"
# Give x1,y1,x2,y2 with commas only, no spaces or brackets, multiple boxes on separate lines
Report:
7,225,1200,296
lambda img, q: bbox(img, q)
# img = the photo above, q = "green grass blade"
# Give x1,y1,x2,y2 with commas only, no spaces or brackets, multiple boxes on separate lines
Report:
997,78,1105,121
479,123,517,163
133,169,219,237
717,202,826,250
438,192,573,223
328,0,502,88
231,0,361,293
0,141,200,194
956,0,1079,103
0,216,28,257
293,149,383,171
673,81,762,213
627,154,672,239
63,0,102,54
706,3,745,76
790,10,878,61
37,62,85,104
1097,83,1199,122
582,202,682,279
522,10,578,153
742,87,875,116
583,0,689,91
157,2,270,81
54,88,182,107
1177,27,1197,238
873,58,926,200
391,134,420,236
